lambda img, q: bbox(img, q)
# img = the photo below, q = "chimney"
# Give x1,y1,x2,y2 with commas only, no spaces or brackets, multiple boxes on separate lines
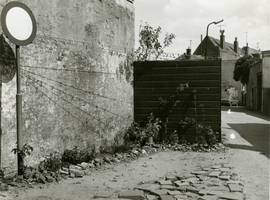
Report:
185,48,191,59
234,37,238,53
244,43,249,55
186,48,191,56
220,30,225,49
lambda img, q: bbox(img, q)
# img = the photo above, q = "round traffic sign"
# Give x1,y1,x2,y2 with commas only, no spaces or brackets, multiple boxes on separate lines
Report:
1,1,37,46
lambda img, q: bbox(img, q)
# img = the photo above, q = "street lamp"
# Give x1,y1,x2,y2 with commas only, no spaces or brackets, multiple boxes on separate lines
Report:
205,19,223,59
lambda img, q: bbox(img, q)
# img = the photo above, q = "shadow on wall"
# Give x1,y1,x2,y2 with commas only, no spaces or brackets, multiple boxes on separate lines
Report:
226,123,270,158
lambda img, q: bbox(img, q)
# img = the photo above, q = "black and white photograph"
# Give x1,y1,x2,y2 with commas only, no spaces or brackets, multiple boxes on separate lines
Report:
0,0,269,199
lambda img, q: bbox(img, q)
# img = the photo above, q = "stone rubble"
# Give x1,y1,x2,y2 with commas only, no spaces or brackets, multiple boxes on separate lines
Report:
0,142,238,199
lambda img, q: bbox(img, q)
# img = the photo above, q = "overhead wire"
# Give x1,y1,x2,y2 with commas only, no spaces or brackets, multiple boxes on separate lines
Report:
22,70,131,119
22,65,120,76
22,73,121,132
22,68,133,105
21,74,103,135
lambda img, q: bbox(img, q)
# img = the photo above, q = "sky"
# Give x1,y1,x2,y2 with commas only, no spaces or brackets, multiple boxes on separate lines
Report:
134,0,270,55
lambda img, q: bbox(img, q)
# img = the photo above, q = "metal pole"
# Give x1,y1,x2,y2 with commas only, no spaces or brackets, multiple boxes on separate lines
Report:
205,19,223,59
16,45,23,175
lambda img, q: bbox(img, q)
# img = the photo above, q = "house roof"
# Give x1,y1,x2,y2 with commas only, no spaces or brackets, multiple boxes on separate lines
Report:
247,47,262,54
175,54,204,60
194,35,261,58
208,36,245,56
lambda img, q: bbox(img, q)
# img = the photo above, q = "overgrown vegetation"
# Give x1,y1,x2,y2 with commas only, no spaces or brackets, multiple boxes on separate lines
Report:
62,146,97,167
124,83,219,148
233,55,259,85
135,23,176,61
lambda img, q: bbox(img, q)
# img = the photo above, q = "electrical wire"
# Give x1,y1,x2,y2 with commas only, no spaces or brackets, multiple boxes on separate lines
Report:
21,74,102,135
22,68,133,104
22,71,131,119
22,73,120,130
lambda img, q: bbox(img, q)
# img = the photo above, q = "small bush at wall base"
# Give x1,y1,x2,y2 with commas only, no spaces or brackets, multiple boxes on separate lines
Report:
196,124,218,147
39,151,62,173
62,146,96,166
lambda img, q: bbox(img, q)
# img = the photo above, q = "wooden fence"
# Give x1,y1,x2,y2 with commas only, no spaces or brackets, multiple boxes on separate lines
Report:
134,60,221,141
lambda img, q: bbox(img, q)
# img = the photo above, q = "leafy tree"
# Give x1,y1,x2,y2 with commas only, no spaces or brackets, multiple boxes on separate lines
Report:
135,23,176,61
233,55,259,85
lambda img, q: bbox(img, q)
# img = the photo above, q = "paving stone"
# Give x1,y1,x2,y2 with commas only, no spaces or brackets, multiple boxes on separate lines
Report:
69,173,75,178
203,179,222,187
167,190,181,195
198,176,211,181
220,192,243,200
82,169,91,175
69,169,84,177
118,190,144,200
218,175,230,181
94,158,103,163
38,174,46,184
211,165,222,169
191,171,209,175
59,169,68,175
203,168,212,171
181,177,200,183
174,181,189,187
198,195,218,200
103,156,111,164
165,175,177,181
208,171,221,178
222,164,232,168
70,165,83,170
207,190,224,196
219,168,231,172
228,184,242,192
159,195,174,200
192,184,204,190
159,180,172,185
150,189,168,196
94,192,112,198
160,185,174,190
178,173,196,180
186,186,199,193
146,194,157,200
185,192,199,198
221,171,232,176
174,185,188,192
45,175,54,183
174,194,188,199
77,163,88,170
226,180,241,185
198,189,208,195
205,186,230,192
135,184,160,192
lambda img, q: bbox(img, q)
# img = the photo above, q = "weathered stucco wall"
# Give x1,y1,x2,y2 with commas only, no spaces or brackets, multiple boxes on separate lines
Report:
0,0,134,177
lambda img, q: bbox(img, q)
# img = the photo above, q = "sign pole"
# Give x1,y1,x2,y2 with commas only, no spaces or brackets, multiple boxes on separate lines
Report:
1,1,37,175
16,45,23,175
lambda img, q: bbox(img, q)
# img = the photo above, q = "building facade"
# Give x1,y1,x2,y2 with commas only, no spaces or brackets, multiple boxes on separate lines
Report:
246,52,270,115
0,0,134,177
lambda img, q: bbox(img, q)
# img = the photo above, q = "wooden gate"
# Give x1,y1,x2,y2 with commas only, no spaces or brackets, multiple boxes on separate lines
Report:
134,59,221,141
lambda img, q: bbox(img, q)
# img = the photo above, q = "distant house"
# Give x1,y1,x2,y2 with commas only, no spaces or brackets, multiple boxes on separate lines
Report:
193,30,261,106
